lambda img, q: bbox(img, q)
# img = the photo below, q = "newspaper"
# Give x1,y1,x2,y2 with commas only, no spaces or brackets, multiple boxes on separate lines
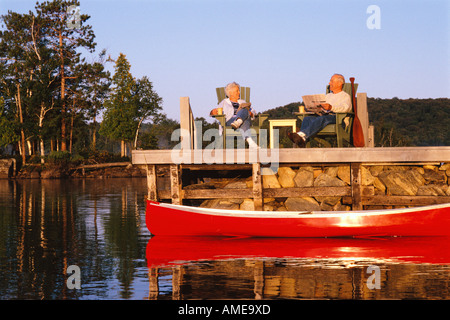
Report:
301,94,331,115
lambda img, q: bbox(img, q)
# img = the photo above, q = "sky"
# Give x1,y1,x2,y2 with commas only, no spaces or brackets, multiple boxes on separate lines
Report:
1,0,449,122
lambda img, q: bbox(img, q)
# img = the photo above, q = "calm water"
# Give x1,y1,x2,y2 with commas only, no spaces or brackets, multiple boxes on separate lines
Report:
0,178,449,300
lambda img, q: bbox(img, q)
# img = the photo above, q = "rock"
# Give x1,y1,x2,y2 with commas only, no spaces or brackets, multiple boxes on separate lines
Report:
0,159,15,179
438,163,450,171
224,180,248,189
277,167,296,188
313,168,323,179
422,165,437,171
417,184,447,196
262,168,281,188
324,166,339,177
373,177,386,194
264,197,276,203
337,165,350,185
317,196,341,207
369,165,384,177
294,167,314,187
240,199,255,211
213,200,240,210
361,166,375,186
414,167,425,175
285,197,320,212
378,170,425,195
199,199,220,208
313,172,346,205
314,173,346,187
30,171,41,179
423,169,447,184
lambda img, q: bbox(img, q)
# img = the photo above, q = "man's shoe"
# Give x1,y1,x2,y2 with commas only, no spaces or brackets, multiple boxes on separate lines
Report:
287,131,306,148
231,118,243,129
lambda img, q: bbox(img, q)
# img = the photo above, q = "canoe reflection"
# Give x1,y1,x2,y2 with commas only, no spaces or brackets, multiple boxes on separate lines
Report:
146,236,450,267
146,236,450,300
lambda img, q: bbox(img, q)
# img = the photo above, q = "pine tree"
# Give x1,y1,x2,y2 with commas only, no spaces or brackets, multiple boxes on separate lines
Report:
100,53,163,156
36,0,96,151
100,53,137,157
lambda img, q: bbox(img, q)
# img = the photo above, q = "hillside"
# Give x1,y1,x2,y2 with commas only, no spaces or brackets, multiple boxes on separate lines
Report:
262,98,450,147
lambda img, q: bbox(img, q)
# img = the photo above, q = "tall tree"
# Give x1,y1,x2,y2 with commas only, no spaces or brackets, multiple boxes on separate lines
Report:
99,53,136,157
0,11,38,164
79,50,111,151
132,76,162,149
36,0,96,151
100,53,163,156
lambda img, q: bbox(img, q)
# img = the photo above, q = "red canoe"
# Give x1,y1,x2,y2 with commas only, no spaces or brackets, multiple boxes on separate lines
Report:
145,200,450,238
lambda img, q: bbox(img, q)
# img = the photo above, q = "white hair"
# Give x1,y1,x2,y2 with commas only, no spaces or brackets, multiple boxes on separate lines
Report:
225,82,240,97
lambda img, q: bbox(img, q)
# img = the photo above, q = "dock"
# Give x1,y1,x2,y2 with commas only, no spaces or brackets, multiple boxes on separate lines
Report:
132,95,450,211
132,147,450,210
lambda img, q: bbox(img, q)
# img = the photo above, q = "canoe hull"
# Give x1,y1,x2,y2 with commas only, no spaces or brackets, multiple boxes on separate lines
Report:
145,200,450,238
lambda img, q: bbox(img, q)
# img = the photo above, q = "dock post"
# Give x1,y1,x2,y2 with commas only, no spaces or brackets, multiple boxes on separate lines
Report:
170,164,182,205
146,164,158,201
351,162,362,210
252,163,263,211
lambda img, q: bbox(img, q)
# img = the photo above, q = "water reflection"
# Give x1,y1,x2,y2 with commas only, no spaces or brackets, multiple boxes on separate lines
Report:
0,179,150,300
1,178,449,300
146,236,450,300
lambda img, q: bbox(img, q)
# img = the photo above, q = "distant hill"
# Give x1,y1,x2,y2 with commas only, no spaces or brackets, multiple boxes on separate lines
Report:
261,98,450,147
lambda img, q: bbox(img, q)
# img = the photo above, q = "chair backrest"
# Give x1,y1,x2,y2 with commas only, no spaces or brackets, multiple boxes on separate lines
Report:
326,83,358,107
216,86,251,103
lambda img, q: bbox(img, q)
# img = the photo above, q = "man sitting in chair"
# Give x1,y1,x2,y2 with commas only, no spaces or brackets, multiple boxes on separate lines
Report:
210,81,259,149
288,74,352,148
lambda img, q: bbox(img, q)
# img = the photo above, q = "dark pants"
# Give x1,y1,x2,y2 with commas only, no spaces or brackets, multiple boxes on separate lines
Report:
300,114,336,140
226,108,252,139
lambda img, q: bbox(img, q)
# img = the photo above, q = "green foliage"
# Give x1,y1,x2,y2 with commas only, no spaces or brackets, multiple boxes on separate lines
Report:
0,97,19,147
99,53,138,142
259,98,450,147
46,150,72,165
368,98,450,146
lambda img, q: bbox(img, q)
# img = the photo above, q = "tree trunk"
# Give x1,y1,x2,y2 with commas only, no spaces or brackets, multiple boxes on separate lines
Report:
121,140,125,157
92,117,97,151
59,30,67,152
15,83,26,165
69,108,74,153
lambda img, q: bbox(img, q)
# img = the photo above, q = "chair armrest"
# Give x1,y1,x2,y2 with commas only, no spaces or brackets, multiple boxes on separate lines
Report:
211,114,227,127
335,112,354,123
256,114,269,127
213,113,269,128
296,112,353,122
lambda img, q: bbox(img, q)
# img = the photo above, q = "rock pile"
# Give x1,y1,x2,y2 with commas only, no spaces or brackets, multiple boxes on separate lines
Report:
199,163,450,211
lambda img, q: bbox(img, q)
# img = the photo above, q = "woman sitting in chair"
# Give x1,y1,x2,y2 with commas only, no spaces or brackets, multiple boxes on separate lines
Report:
211,81,259,149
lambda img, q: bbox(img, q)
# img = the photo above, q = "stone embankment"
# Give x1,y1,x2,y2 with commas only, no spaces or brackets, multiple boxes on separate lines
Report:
198,163,450,211
0,159,16,179
0,160,146,179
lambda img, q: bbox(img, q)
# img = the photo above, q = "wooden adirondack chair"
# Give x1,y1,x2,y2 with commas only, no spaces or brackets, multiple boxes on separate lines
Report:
212,86,268,148
296,83,358,148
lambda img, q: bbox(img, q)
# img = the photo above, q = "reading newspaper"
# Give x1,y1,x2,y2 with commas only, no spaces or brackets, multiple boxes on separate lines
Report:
302,94,332,115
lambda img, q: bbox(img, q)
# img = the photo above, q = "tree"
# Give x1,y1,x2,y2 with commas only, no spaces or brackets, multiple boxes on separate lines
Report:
36,0,96,151
0,96,19,148
100,53,163,156
132,76,162,149
0,11,40,164
99,53,136,157
80,50,111,151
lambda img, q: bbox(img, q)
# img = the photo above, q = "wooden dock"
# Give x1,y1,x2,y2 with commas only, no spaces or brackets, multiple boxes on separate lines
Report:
132,147,450,210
